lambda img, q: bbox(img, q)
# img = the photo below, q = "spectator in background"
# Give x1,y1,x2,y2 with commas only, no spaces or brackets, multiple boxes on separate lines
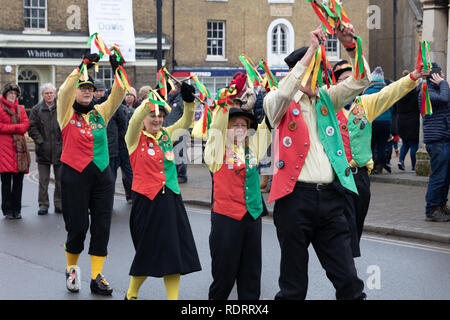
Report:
383,79,399,173
366,67,391,174
28,83,62,215
397,70,420,172
124,87,138,121
138,86,151,105
420,63,450,222
0,83,30,220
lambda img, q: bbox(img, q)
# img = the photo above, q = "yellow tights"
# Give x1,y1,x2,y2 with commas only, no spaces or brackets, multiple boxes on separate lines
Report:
126,274,180,300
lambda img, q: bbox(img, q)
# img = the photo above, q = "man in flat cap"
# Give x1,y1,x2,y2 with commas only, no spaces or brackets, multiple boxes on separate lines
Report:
264,25,371,300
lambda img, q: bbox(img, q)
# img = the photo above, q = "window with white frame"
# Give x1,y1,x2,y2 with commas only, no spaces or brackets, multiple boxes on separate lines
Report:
95,65,114,90
325,34,340,61
24,0,47,30
267,18,294,67
272,24,288,55
207,21,226,59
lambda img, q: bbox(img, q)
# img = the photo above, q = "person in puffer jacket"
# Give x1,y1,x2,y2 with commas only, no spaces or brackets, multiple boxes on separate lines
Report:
419,62,450,222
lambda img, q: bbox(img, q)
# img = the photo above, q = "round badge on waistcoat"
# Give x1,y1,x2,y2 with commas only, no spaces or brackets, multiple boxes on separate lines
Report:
288,121,298,131
276,160,285,169
249,157,257,166
164,150,174,161
91,124,97,130
148,142,154,148
148,149,155,156
321,106,329,116
76,121,82,128
292,108,300,116
80,129,85,134
326,126,335,136
283,136,292,148
161,135,169,142
360,122,366,130
70,120,75,125
353,118,360,125
337,150,343,156
352,107,359,115
341,124,347,131
98,124,103,129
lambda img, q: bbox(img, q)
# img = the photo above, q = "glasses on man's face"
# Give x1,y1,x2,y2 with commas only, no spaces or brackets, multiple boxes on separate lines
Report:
79,86,94,93
43,91,55,95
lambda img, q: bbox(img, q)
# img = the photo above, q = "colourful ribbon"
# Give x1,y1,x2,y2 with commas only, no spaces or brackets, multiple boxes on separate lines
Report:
417,40,433,115
259,59,279,90
238,55,262,88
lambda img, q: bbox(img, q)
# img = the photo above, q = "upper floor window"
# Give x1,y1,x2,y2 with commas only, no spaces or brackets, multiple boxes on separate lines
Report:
207,21,226,60
267,18,294,67
325,34,340,61
272,24,288,55
24,0,47,30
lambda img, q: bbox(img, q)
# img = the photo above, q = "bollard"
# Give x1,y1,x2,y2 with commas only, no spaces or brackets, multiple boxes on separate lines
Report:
415,148,431,177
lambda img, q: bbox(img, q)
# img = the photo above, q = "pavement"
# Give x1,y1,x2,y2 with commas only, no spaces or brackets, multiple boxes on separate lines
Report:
27,142,450,245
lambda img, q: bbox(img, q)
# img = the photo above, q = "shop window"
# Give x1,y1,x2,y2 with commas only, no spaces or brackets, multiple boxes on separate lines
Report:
24,0,47,30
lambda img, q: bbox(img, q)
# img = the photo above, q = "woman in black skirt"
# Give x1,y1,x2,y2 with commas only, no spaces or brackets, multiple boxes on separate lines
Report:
124,83,201,300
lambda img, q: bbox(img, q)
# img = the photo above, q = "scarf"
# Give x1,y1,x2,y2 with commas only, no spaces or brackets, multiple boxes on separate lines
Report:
73,100,95,114
0,96,30,173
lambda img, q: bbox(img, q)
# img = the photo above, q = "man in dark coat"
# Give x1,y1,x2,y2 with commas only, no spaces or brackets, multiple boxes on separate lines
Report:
397,70,420,172
28,83,62,215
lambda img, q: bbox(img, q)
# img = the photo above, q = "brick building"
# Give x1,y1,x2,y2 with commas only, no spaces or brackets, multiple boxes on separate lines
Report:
0,0,371,111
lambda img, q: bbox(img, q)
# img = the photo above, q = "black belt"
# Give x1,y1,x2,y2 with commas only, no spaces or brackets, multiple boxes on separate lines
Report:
295,181,334,191
350,166,368,175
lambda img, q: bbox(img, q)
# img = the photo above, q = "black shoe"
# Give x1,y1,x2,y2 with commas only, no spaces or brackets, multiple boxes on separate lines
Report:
440,205,450,215
55,207,62,214
398,162,405,171
38,208,48,215
384,164,392,173
14,212,22,219
425,207,450,222
4,213,15,220
90,274,113,295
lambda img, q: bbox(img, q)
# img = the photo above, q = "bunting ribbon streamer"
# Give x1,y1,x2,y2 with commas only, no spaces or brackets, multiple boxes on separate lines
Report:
307,0,351,34
301,44,337,91
87,33,111,59
114,65,131,92
192,74,211,102
354,36,366,80
417,40,433,115
202,103,213,135
157,67,168,100
238,55,263,88
259,59,279,91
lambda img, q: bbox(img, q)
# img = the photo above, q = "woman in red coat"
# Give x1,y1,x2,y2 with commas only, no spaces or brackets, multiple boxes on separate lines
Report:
0,83,30,219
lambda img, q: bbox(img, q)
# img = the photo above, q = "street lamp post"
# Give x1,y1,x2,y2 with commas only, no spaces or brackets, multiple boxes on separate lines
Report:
156,0,162,72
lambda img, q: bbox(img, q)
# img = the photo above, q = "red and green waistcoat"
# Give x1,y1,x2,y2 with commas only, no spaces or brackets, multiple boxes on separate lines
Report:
212,146,262,221
60,109,109,172
269,88,358,203
129,129,179,200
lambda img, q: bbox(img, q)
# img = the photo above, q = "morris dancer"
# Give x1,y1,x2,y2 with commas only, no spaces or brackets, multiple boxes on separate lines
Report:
57,53,126,295
124,83,201,300
263,25,371,300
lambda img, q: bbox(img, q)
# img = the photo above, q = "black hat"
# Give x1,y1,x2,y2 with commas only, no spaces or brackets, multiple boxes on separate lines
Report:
284,47,309,69
332,60,353,81
229,108,258,131
2,83,21,98
77,76,97,91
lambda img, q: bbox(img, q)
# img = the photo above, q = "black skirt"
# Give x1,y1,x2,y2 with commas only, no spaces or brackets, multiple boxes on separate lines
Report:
129,189,202,277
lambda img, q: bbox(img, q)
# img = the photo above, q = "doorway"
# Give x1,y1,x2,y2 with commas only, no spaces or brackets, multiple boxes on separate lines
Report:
18,69,40,115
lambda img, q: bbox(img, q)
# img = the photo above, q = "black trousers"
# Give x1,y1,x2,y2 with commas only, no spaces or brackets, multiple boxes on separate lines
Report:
61,162,114,256
1,172,24,216
342,167,371,258
208,212,262,300
273,182,365,300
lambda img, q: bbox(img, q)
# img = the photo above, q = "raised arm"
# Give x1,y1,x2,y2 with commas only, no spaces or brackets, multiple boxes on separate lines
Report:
125,99,151,155
204,107,229,173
